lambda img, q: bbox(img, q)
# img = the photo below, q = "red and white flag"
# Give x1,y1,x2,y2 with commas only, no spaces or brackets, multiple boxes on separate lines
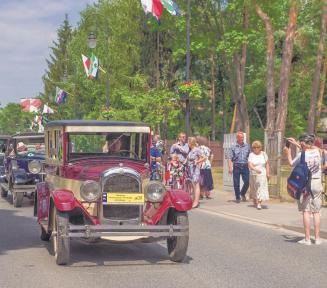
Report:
20,98,42,112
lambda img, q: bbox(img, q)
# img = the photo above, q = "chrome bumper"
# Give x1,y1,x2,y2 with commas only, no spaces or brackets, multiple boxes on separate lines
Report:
67,224,189,238
13,184,36,194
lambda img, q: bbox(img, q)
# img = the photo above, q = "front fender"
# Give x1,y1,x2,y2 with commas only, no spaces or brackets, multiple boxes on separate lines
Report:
168,189,193,211
52,189,77,212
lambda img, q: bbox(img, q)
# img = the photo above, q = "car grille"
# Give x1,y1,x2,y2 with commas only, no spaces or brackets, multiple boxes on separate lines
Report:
102,173,142,223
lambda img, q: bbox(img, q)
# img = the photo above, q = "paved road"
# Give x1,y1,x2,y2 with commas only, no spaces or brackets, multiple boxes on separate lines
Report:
0,197,326,288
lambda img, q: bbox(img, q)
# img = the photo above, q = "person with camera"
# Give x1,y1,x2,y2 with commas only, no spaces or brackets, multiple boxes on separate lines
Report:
284,133,323,245
150,134,163,181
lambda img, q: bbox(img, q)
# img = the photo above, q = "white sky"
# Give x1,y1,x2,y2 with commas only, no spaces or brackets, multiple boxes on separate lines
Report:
0,0,95,107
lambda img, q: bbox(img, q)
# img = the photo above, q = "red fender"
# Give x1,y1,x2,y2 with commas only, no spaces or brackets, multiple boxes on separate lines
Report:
145,189,192,225
168,189,193,211
52,189,77,212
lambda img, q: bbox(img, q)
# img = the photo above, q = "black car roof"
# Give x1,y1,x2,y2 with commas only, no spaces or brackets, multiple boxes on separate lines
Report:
11,132,44,139
46,120,150,127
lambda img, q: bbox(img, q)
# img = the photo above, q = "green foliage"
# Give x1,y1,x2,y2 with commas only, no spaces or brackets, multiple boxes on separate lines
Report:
1,0,325,141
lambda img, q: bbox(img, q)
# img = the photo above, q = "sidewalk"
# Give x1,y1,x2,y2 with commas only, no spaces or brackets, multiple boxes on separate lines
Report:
197,189,327,239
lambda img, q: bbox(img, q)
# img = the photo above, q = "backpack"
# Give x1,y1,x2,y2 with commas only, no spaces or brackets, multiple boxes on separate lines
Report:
287,151,312,200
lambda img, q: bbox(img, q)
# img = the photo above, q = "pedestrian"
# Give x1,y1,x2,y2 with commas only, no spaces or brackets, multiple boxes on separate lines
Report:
187,137,205,208
248,140,270,210
196,136,214,199
169,132,190,163
226,131,251,203
150,134,162,181
284,133,323,245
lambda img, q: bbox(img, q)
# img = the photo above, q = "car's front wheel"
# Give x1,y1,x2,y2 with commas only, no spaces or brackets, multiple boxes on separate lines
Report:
0,185,7,198
13,192,24,208
51,208,70,265
167,211,189,262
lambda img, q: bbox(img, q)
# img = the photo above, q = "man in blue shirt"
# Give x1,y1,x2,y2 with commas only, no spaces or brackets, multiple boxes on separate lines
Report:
226,132,250,203
169,132,190,163
150,134,162,180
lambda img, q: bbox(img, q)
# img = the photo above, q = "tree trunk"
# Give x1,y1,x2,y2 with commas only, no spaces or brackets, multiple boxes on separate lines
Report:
156,31,160,88
234,4,250,137
275,0,298,134
255,2,275,136
209,52,216,140
307,2,327,133
316,55,327,124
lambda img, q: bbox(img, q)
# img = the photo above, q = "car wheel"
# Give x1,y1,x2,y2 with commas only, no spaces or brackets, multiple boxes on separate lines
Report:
40,226,51,241
167,211,189,262
185,178,195,201
0,185,7,198
51,208,70,265
13,192,24,208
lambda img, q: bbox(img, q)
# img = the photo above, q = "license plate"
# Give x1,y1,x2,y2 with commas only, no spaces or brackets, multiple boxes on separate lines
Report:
103,193,144,204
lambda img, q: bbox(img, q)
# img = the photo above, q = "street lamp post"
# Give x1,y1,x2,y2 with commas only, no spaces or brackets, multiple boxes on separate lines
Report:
87,16,110,110
185,0,191,138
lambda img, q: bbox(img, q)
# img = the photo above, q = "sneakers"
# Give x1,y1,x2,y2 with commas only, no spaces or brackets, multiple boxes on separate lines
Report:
235,199,241,203
315,238,322,245
241,195,247,202
298,238,312,245
257,203,262,210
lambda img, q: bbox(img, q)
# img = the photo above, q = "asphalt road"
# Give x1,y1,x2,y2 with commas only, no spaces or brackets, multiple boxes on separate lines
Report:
0,196,326,288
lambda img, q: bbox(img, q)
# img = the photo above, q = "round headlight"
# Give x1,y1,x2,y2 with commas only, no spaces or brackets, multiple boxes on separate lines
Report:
80,180,101,202
28,160,41,174
145,181,166,202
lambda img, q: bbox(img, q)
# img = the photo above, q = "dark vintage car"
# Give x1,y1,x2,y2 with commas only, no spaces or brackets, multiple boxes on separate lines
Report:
35,120,192,265
0,135,10,180
0,132,45,207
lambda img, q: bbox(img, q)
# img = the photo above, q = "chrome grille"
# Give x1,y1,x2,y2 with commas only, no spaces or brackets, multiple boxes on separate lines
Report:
102,172,142,223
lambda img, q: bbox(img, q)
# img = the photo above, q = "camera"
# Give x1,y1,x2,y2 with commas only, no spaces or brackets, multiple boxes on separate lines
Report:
284,138,290,148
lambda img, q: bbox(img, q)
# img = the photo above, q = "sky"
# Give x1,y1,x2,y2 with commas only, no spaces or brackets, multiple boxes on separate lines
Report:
0,0,95,107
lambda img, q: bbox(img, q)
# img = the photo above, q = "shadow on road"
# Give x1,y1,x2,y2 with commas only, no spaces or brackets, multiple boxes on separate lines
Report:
0,208,41,256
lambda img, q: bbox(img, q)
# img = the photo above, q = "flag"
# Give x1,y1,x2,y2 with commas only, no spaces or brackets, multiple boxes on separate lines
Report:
140,0,163,20
20,98,42,112
43,104,55,114
160,0,180,16
55,87,67,104
82,53,99,79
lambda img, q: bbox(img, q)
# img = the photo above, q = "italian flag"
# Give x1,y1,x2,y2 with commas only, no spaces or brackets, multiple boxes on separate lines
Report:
82,53,99,79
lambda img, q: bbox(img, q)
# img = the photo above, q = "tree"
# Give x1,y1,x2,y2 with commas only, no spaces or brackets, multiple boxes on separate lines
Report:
308,1,327,133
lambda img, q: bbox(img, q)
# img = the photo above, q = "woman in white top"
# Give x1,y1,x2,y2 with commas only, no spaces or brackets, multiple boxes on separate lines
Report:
248,140,270,210
284,133,323,245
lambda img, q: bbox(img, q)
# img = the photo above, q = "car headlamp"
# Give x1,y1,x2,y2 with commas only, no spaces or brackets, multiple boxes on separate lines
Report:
28,160,41,174
145,181,166,202
80,180,101,202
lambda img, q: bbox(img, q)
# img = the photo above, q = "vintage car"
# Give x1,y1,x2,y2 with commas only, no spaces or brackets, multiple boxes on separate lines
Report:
0,132,45,207
35,120,192,265
0,135,10,180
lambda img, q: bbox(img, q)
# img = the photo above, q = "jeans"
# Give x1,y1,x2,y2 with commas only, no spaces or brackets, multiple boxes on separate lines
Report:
233,164,249,200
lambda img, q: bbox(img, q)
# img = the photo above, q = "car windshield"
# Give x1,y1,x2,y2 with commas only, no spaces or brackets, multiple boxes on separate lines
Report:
68,132,149,162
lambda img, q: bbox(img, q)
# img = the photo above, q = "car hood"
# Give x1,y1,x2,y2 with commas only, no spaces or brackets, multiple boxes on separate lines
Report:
64,158,149,181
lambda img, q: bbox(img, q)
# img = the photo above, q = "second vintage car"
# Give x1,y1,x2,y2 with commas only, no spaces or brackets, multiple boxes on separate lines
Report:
0,132,45,207
35,120,192,265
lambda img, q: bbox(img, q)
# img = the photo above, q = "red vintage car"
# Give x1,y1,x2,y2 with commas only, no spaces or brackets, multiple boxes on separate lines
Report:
35,120,192,265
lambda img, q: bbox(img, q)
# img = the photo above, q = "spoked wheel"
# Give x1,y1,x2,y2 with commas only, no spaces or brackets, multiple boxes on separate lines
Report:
184,178,195,201
51,208,70,265
13,192,24,208
167,211,189,262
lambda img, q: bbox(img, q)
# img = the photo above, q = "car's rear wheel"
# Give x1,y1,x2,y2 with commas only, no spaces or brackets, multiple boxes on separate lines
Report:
167,211,189,262
0,185,7,198
13,192,24,208
184,178,195,201
51,208,70,265
40,226,51,241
